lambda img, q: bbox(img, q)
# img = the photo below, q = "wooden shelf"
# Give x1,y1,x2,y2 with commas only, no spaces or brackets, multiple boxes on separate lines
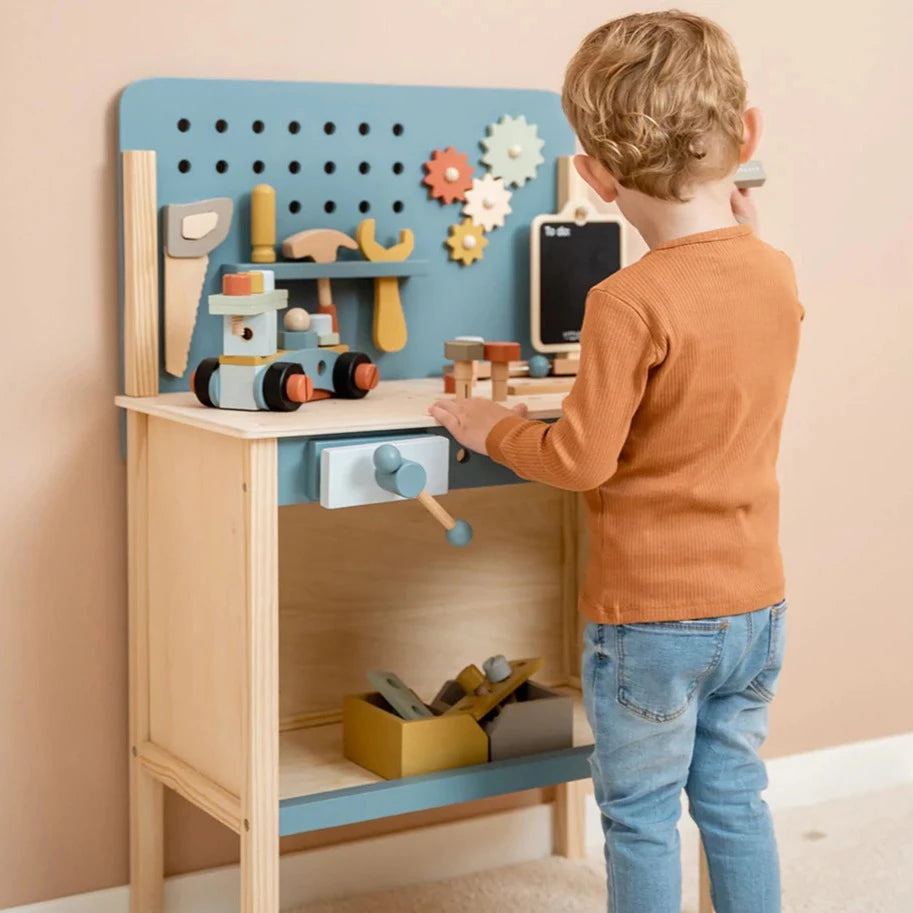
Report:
115,378,569,440
223,261,429,280
278,688,593,835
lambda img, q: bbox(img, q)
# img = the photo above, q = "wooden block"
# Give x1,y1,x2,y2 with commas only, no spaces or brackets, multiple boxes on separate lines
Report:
279,329,319,350
223,273,252,296
222,311,277,358
164,254,207,377
318,332,341,346
218,363,262,411
219,353,280,367
164,198,232,258
734,159,766,189
122,150,159,396
322,344,350,354
207,289,287,316
507,379,575,396
248,271,265,294
309,313,334,336
552,356,580,376
445,339,485,361
250,184,276,263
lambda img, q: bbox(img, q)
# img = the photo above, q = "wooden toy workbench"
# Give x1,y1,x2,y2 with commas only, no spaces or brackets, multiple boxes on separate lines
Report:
117,79,597,913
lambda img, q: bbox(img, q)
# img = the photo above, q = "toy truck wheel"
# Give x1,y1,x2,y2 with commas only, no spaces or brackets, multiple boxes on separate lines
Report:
192,357,220,407
333,351,377,399
262,362,305,412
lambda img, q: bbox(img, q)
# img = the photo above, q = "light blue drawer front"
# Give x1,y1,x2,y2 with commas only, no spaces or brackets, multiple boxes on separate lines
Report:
277,426,539,507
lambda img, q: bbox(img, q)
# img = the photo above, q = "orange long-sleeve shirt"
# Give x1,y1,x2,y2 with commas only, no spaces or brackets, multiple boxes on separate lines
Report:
487,225,802,624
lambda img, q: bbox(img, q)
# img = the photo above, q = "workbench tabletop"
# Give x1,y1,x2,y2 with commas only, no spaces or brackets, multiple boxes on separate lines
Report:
115,377,568,440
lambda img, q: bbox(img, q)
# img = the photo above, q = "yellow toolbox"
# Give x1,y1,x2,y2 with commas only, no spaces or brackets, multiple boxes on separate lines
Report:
342,692,489,779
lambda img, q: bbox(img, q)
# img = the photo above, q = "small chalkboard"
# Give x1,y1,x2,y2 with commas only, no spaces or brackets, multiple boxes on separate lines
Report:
530,214,625,353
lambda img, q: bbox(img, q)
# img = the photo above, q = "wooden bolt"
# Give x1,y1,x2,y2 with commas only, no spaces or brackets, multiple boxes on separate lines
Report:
483,342,521,402
445,340,485,400
452,361,474,399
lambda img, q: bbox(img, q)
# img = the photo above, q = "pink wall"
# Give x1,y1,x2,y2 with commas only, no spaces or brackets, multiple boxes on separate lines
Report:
1,0,911,907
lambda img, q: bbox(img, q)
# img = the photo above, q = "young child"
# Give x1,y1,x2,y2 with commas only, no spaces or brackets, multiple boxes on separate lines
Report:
431,11,801,913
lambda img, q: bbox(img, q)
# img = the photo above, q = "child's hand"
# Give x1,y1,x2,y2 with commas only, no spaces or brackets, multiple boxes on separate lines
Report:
429,398,529,455
731,186,759,232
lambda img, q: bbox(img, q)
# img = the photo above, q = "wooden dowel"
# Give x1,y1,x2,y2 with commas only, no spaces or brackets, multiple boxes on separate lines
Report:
417,490,456,530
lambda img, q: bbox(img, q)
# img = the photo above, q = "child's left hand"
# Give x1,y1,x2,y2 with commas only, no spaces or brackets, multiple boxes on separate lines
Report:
429,398,529,456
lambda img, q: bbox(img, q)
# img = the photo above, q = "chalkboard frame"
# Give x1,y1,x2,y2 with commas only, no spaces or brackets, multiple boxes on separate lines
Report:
529,209,627,354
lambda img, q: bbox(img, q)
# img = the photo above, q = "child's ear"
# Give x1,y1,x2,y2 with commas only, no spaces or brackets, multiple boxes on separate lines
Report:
574,154,618,204
740,108,763,163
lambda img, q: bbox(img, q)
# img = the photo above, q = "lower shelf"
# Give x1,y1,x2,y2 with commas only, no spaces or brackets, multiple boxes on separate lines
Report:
278,687,593,836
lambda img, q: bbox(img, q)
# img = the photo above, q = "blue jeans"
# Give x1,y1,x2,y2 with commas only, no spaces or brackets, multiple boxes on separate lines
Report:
582,601,787,913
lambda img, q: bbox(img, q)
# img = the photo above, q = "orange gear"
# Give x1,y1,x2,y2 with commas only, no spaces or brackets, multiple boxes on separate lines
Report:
423,147,474,204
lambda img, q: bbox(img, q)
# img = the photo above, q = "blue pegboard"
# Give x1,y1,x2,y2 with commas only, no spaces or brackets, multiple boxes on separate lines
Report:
118,79,573,393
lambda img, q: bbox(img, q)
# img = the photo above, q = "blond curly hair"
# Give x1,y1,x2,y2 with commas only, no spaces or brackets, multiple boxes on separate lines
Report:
562,11,747,202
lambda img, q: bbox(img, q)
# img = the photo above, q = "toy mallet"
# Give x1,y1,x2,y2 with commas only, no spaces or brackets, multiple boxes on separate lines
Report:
373,444,473,547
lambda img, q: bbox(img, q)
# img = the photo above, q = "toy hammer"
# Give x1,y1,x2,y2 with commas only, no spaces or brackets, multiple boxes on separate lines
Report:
373,444,472,547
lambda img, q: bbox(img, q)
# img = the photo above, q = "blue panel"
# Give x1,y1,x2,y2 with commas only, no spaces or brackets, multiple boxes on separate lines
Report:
278,745,592,835
119,79,574,394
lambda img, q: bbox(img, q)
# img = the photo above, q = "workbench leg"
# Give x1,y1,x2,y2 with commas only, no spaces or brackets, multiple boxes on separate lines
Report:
130,767,164,913
698,842,714,913
553,779,588,859
128,412,164,913
240,438,280,913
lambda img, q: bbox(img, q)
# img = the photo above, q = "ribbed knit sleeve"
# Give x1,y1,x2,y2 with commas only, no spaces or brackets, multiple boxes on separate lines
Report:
486,291,660,491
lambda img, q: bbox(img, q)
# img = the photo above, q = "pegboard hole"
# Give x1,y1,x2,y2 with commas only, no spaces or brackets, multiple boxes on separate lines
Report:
456,448,471,464
358,161,370,175
392,201,404,213
289,161,301,174
358,122,370,136
324,201,336,214
252,119,265,133
324,121,335,135
392,123,404,136
242,328,254,340
178,159,191,173
216,160,229,174
252,160,265,174
215,119,228,133
177,118,191,132
289,200,301,214
358,201,370,213
324,161,336,175
392,162,404,175
288,120,301,134
317,360,327,376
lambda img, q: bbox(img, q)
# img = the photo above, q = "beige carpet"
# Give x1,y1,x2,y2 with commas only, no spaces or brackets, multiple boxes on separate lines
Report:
291,784,913,913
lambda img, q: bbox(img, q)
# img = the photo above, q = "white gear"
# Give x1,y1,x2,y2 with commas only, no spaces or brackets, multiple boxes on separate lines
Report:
463,174,513,231
480,115,545,188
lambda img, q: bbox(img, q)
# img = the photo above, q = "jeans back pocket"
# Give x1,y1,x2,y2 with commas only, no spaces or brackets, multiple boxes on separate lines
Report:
616,621,727,722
